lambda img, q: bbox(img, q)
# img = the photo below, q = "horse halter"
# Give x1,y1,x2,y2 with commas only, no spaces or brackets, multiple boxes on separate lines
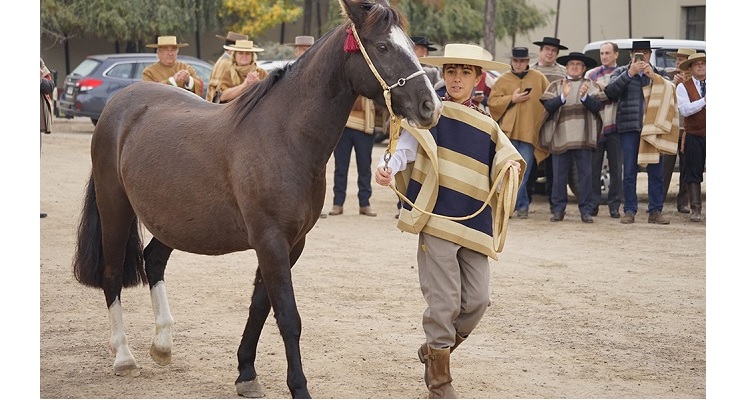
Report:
348,24,426,168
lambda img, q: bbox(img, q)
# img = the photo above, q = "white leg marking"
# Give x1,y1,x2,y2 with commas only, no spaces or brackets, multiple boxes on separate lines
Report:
149,281,174,365
108,297,139,376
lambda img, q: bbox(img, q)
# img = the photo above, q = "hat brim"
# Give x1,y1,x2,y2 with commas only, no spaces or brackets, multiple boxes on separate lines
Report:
420,56,511,73
556,55,597,69
223,45,264,52
416,44,437,51
533,41,568,50
679,55,706,71
146,43,189,48
503,51,538,59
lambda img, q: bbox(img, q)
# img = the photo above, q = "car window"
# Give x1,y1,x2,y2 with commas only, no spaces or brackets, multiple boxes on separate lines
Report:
70,59,101,77
106,62,135,79
135,62,151,80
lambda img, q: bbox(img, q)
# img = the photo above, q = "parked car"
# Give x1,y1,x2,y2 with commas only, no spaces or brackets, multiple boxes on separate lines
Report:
582,38,706,71
257,59,294,74
58,53,213,126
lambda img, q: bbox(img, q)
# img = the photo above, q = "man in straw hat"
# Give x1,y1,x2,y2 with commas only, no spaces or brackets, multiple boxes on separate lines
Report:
142,36,204,96
538,52,608,223
488,46,549,219
287,35,315,59
675,52,706,222
206,31,249,102
662,47,697,213
604,40,677,225
375,43,523,399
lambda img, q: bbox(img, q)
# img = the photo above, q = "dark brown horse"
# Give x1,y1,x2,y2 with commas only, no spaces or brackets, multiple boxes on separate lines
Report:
71,0,440,397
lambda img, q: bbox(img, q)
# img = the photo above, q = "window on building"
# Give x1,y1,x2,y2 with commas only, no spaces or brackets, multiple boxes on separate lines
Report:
685,6,706,41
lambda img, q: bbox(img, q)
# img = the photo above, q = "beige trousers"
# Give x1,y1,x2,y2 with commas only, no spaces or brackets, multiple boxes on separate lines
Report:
417,232,490,349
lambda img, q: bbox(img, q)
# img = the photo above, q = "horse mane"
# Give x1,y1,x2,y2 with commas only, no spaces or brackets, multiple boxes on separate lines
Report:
226,0,407,129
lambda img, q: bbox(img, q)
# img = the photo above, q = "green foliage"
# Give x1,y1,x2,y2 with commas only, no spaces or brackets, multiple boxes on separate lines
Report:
221,0,302,38
390,0,553,47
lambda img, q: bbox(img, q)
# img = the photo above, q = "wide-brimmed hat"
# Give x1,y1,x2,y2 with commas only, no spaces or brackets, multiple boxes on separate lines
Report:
411,36,437,52
679,52,706,70
146,36,189,48
223,40,264,53
631,40,658,51
666,48,697,58
532,36,568,50
504,47,537,60
215,31,248,44
556,52,597,69
420,43,510,73
286,36,315,47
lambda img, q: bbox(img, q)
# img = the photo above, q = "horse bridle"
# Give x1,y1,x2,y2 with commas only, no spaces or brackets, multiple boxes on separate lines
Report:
349,24,425,168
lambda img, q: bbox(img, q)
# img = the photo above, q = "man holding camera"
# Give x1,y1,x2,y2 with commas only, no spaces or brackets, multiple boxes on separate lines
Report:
604,40,676,225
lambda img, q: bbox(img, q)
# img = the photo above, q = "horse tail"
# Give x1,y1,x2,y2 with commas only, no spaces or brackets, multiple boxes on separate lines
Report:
73,174,147,289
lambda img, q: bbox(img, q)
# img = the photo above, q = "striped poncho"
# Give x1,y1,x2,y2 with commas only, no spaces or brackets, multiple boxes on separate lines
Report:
394,102,525,259
638,74,679,166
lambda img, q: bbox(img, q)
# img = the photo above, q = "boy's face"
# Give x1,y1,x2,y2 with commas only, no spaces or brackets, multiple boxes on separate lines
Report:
442,64,481,103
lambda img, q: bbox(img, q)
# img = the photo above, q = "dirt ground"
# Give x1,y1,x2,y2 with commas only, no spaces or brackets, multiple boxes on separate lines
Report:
40,118,706,399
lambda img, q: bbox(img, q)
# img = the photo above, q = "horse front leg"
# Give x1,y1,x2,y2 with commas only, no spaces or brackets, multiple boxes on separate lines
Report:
236,237,309,399
144,238,175,365
236,269,272,398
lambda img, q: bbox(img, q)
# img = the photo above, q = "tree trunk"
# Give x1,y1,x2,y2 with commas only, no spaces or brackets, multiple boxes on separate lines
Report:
303,0,313,35
483,0,496,58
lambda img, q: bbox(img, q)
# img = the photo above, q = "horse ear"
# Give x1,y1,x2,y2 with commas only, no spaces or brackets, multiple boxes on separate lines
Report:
339,0,382,26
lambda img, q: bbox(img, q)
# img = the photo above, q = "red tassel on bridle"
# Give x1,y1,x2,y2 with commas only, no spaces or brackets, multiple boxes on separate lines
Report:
344,26,360,53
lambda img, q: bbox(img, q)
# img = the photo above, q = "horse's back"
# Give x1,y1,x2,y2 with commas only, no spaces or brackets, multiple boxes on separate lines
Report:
91,82,252,254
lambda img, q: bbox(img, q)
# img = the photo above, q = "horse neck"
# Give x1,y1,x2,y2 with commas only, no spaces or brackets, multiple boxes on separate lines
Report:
280,27,361,157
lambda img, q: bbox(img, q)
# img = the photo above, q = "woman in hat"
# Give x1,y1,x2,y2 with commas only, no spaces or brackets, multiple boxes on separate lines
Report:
142,36,204,96
217,40,268,103
375,43,523,398
206,31,249,102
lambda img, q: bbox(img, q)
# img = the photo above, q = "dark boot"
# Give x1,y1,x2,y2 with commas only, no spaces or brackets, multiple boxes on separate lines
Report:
676,182,690,213
688,183,703,222
426,347,458,398
418,335,466,388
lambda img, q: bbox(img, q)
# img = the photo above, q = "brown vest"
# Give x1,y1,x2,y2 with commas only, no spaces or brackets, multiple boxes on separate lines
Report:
683,79,706,137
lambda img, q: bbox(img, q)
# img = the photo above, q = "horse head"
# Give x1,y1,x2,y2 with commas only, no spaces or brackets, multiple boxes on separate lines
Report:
340,0,442,129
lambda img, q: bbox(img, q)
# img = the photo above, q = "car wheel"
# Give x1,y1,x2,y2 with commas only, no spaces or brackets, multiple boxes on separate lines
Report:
91,118,99,126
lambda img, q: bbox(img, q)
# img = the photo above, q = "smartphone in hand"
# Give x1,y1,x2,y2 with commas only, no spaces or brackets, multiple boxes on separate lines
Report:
523,88,532,94
634,52,644,62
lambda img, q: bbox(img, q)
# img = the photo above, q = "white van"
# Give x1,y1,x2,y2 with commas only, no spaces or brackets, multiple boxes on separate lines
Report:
582,38,706,71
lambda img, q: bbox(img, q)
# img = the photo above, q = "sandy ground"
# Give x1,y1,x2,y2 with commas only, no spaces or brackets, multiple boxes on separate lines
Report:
39,118,706,399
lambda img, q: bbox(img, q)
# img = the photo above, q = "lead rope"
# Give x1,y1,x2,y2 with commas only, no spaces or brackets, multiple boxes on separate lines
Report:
349,24,518,245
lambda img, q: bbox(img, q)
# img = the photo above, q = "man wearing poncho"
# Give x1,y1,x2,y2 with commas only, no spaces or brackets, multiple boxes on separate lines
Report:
539,52,607,223
142,36,204,97
375,44,523,399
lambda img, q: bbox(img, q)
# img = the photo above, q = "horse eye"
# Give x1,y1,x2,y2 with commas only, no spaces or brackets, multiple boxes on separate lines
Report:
376,43,388,53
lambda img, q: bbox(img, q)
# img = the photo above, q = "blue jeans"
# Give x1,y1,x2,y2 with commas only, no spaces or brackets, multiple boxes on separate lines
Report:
591,133,623,213
510,139,535,211
333,127,375,207
620,131,664,214
551,149,594,215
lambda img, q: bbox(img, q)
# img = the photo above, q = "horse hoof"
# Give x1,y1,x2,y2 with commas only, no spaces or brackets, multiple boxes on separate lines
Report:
113,360,140,377
236,377,264,398
150,344,172,365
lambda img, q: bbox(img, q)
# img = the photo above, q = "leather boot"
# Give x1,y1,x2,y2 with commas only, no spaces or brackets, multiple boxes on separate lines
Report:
418,335,466,388
676,182,690,213
426,347,458,398
688,183,703,222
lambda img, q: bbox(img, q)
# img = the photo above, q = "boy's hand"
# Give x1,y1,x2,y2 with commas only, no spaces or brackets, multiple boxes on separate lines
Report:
375,166,392,186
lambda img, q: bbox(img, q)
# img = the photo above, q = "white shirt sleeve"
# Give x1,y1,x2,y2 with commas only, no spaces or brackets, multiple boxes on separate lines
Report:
376,128,418,173
676,78,706,117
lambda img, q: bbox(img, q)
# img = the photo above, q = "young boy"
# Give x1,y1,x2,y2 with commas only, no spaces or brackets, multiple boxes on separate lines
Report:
375,44,523,398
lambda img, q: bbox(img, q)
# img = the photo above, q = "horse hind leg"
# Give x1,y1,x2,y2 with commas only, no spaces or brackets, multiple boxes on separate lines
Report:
143,237,175,366
101,214,147,377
